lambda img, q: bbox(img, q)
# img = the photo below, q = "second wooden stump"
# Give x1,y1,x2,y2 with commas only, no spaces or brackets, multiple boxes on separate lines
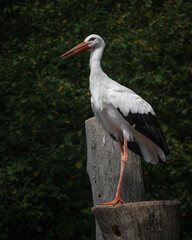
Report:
92,201,181,240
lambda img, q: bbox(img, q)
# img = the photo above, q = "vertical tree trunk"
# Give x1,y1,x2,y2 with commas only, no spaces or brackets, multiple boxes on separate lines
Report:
85,117,145,240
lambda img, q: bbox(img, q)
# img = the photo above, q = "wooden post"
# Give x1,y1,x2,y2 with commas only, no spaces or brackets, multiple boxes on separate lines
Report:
92,201,181,240
85,117,145,239
85,117,181,240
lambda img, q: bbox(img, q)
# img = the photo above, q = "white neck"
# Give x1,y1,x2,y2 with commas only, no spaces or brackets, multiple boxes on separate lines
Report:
89,46,104,73
88,42,106,110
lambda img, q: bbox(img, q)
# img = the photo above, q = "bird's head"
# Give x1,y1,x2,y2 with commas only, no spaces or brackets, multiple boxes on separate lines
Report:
84,34,105,49
60,34,105,60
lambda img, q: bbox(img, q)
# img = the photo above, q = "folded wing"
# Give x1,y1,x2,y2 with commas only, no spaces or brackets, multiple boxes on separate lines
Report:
107,88,170,156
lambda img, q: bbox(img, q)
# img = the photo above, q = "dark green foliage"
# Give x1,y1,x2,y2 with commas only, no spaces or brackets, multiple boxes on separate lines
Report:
0,0,191,239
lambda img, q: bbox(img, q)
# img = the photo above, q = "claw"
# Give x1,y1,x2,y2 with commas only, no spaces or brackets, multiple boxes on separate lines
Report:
99,197,126,205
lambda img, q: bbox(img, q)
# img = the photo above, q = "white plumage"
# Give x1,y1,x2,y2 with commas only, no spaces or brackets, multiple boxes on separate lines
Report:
61,34,169,204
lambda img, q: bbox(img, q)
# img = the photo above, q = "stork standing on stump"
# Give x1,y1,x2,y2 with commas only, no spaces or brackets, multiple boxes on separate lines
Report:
61,34,169,205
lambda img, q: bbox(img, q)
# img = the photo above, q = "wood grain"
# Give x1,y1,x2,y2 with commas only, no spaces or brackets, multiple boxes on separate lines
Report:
92,201,181,240
85,117,145,239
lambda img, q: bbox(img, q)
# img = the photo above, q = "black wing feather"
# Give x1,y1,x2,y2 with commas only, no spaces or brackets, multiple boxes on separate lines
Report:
117,108,170,155
110,134,143,157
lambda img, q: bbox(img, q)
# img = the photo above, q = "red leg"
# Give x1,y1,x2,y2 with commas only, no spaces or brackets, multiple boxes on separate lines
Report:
118,139,124,160
100,137,128,205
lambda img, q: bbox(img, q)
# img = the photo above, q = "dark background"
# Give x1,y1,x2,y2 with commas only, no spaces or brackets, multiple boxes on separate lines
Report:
0,0,192,239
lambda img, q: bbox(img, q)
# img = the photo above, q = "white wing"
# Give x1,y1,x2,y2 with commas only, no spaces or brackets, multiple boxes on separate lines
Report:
106,88,155,116
105,87,169,156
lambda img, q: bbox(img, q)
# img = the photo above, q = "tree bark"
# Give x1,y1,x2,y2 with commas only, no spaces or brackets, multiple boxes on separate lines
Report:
92,201,181,240
85,117,145,240
85,117,181,240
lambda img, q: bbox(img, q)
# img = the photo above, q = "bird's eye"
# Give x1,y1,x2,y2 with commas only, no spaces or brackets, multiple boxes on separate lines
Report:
89,38,95,42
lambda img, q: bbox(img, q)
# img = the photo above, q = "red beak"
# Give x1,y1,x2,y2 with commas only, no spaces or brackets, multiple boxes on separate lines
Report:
60,41,91,60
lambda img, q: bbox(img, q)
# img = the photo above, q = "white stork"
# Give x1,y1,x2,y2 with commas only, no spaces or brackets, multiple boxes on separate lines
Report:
61,34,169,205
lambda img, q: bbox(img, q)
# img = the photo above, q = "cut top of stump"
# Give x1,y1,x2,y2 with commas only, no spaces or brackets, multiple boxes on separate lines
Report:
92,200,181,240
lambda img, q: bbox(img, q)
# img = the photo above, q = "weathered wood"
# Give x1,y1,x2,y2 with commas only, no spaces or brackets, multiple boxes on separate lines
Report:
85,117,145,240
85,117,181,240
92,201,181,240
85,117,145,204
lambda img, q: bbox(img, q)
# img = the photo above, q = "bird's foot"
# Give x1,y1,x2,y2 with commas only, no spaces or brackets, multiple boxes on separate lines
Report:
99,197,126,206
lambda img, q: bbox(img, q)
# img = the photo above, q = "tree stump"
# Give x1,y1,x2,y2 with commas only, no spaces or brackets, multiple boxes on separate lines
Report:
92,201,181,240
85,117,145,240
85,117,181,240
